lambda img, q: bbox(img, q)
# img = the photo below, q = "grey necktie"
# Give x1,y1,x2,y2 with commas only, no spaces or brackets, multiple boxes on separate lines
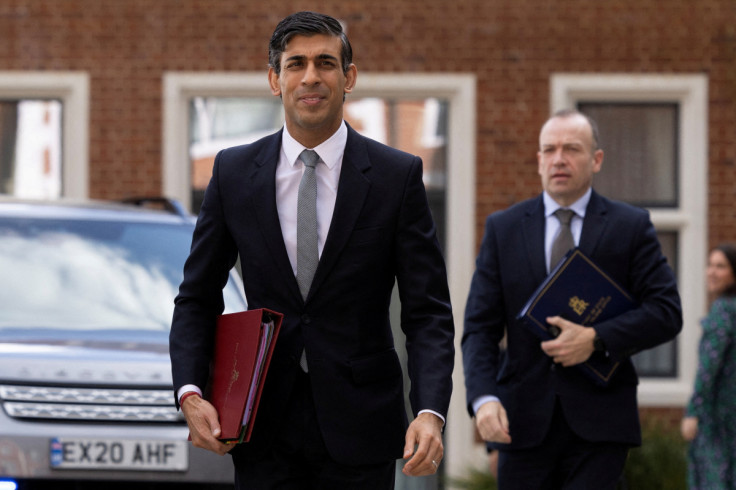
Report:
296,149,319,372
296,149,319,300
550,208,575,269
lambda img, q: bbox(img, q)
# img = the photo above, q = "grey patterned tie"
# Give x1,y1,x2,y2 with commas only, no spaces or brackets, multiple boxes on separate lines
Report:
296,149,319,300
550,208,575,269
296,149,319,372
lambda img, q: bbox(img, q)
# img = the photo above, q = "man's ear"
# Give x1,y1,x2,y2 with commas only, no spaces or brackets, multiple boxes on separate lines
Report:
268,67,281,97
592,148,604,174
343,64,357,94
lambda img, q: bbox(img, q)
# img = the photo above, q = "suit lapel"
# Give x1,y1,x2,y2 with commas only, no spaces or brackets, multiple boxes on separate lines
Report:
579,190,609,256
307,127,371,300
521,190,607,285
248,131,302,300
522,195,548,284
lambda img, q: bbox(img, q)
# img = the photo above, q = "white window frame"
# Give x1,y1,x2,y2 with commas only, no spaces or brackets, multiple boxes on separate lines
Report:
0,72,90,198
162,72,479,476
551,73,708,406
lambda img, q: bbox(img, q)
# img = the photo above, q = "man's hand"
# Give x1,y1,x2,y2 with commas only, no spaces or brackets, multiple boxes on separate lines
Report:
475,401,511,444
540,316,596,366
402,412,444,477
181,394,231,456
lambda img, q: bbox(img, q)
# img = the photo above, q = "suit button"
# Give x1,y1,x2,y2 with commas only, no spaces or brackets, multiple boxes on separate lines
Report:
301,314,311,324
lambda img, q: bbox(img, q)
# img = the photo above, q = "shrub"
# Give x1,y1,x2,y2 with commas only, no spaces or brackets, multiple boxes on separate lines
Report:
620,418,687,489
447,420,687,490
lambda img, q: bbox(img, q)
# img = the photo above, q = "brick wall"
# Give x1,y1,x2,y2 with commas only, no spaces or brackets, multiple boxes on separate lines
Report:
0,1,731,238
640,406,686,432
2,0,735,247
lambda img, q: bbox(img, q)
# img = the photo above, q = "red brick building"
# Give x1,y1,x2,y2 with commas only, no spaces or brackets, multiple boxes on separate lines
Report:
2,0,735,480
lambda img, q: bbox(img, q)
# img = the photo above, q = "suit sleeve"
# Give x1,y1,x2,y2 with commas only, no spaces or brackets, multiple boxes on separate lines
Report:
594,210,683,359
169,150,239,403
393,157,455,419
461,215,507,415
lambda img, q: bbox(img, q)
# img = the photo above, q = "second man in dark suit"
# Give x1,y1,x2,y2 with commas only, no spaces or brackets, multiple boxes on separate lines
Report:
169,11,455,490
462,109,682,489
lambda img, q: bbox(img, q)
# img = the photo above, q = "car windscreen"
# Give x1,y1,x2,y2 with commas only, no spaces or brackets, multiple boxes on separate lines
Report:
0,216,246,331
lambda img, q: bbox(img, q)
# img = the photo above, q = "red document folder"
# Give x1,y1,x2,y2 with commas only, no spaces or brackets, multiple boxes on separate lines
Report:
206,308,282,443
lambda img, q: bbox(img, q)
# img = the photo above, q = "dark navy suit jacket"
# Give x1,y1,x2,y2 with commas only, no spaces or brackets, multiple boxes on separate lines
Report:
462,191,682,450
170,124,455,465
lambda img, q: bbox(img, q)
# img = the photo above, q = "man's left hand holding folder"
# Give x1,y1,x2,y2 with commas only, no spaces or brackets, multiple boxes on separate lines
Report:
182,393,232,456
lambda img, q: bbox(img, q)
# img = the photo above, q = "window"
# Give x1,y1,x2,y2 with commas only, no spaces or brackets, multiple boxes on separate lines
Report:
0,99,62,198
579,102,678,208
552,74,708,404
0,72,89,198
188,96,283,212
185,95,449,220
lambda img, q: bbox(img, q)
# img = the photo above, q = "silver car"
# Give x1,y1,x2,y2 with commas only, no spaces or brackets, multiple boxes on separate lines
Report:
0,197,243,489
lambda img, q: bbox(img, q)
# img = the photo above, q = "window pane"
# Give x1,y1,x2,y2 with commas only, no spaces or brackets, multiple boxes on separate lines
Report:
346,98,447,189
632,230,679,377
188,97,283,213
0,100,63,199
578,102,678,208
187,96,450,229
346,97,448,247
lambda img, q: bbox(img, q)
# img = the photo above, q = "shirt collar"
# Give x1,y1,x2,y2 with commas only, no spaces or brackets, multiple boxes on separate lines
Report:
282,121,347,170
543,187,592,218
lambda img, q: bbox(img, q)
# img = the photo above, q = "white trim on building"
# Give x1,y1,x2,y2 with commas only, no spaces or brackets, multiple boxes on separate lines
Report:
0,71,90,198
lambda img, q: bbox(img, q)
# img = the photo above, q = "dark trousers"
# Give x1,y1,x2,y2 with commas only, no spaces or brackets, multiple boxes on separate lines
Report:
497,399,629,490
232,370,396,490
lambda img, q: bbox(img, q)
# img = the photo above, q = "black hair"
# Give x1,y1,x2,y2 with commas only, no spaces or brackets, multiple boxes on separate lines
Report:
714,243,736,297
268,11,353,76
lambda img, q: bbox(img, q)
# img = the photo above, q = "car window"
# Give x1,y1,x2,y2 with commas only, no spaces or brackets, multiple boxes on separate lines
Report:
0,217,245,332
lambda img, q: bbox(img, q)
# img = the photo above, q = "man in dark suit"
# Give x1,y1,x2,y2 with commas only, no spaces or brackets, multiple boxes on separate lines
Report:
169,11,454,490
462,109,682,489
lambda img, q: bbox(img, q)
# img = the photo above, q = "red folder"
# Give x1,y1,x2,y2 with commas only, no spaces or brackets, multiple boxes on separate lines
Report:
206,308,282,443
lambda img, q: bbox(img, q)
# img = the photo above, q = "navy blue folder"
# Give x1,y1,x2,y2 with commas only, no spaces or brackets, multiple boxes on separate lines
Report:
516,248,637,386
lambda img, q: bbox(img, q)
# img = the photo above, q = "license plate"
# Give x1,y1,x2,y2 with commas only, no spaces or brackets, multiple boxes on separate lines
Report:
50,438,188,471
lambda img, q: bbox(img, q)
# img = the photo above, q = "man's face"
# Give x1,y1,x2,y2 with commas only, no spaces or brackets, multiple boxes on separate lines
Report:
268,33,357,148
537,114,603,206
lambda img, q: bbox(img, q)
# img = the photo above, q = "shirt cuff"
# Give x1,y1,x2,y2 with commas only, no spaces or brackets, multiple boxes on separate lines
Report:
472,395,500,416
418,409,446,426
177,384,202,405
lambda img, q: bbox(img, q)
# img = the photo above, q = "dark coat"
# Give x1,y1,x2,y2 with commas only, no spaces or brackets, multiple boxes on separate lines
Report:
170,124,455,465
462,191,682,449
